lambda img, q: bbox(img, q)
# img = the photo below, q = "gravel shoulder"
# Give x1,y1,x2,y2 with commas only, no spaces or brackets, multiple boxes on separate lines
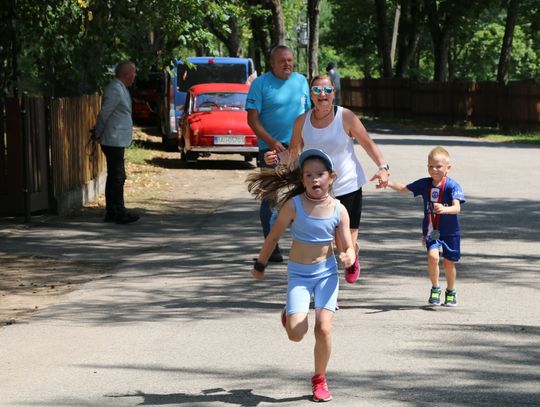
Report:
0,125,256,327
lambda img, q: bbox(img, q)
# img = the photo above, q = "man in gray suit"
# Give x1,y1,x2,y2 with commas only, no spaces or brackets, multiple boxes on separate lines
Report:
95,60,139,224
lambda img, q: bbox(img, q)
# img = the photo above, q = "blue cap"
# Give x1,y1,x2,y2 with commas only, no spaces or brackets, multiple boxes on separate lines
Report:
298,148,334,172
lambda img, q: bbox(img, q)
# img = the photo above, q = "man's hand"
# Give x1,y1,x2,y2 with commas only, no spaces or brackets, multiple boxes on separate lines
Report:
251,269,265,280
89,128,99,141
269,139,287,153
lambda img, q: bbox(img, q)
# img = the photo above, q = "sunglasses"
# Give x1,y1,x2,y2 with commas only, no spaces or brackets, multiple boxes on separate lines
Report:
311,85,334,95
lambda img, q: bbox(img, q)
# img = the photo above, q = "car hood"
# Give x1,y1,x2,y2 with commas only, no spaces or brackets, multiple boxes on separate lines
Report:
188,111,254,135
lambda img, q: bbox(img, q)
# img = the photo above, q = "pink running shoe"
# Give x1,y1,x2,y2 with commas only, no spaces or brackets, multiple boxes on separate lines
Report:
311,374,332,402
281,307,287,328
345,255,360,284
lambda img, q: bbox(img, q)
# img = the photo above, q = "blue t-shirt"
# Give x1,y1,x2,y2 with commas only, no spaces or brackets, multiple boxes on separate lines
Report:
246,71,310,150
407,177,465,237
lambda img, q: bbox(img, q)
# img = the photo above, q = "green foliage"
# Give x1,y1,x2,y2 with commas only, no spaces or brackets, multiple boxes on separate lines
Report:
4,0,540,99
323,0,540,83
451,5,540,82
323,0,381,78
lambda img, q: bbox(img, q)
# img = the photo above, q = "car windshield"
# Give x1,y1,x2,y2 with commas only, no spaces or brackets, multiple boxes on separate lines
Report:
178,64,247,92
194,92,247,112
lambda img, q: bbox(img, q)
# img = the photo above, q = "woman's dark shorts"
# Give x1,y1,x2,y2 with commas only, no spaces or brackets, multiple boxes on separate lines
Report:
336,187,363,229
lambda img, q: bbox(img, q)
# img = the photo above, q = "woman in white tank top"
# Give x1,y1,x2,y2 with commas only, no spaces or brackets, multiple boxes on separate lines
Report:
265,74,390,283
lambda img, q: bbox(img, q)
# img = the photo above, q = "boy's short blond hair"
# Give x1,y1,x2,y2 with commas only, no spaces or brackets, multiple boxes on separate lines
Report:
429,146,450,163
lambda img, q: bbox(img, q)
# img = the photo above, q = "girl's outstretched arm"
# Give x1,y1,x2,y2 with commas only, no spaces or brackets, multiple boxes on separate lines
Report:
251,199,295,280
336,205,356,268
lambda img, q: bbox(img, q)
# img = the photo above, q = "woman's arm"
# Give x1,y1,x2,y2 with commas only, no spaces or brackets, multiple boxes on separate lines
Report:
342,108,389,187
289,113,307,163
263,112,307,167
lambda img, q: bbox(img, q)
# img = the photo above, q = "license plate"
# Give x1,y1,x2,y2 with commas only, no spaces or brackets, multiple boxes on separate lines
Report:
214,136,245,145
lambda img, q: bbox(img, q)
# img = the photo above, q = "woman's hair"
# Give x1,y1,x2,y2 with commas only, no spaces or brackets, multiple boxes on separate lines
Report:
246,156,333,208
310,74,334,87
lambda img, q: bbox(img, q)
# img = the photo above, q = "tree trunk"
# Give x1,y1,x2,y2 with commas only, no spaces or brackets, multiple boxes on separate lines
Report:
250,14,270,72
424,0,451,82
268,0,285,48
395,0,421,78
247,0,283,71
307,0,320,81
497,0,518,85
390,3,401,68
374,0,393,78
207,15,242,57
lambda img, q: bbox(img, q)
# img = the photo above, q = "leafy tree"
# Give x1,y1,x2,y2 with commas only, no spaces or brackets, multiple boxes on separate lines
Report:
326,0,380,78
450,3,539,82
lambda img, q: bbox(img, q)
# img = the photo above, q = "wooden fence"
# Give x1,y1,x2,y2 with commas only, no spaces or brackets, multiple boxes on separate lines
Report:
341,78,540,130
0,96,49,216
0,94,105,217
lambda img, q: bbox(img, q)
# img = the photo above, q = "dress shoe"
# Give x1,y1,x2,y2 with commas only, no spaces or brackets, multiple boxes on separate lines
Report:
115,212,140,224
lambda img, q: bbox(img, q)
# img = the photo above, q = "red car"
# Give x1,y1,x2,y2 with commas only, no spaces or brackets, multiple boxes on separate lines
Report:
131,71,162,124
178,83,258,163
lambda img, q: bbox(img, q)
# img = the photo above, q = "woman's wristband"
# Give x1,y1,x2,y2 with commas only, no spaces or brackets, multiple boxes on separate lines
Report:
253,260,266,272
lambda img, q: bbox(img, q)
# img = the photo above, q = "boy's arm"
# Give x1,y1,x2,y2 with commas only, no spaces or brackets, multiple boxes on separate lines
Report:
387,180,411,193
433,199,461,215
251,199,295,280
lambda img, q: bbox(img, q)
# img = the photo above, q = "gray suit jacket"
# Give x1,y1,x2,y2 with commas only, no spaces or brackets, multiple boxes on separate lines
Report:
95,78,133,147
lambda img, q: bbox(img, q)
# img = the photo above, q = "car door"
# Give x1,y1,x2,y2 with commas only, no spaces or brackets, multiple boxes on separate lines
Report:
179,89,193,151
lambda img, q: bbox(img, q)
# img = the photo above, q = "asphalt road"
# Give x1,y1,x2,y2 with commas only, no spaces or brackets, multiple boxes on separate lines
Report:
1,127,539,406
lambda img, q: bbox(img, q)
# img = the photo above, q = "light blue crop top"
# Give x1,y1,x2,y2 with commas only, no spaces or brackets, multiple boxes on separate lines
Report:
290,195,341,244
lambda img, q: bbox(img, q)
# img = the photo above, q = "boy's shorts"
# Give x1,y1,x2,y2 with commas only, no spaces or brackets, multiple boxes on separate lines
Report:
286,257,339,315
426,234,461,262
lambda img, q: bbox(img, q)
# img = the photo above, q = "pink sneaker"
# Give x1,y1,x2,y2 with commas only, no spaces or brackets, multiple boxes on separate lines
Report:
345,255,360,284
312,374,332,402
281,307,286,328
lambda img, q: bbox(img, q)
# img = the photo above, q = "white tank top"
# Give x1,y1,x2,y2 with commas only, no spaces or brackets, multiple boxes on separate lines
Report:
302,106,368,196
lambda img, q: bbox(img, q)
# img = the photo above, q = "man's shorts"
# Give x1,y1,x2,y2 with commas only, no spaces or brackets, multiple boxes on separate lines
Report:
336,187,363,229
286,256,339,315
426,234,461,262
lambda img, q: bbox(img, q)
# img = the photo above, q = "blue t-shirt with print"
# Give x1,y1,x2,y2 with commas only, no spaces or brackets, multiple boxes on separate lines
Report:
246,71,310,150
407,176,465,237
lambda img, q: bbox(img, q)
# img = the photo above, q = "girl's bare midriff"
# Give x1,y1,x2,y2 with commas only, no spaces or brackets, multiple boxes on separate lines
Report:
288,240,335,264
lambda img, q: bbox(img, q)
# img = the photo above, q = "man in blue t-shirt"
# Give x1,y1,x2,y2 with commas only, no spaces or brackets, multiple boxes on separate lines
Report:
246,45,311,262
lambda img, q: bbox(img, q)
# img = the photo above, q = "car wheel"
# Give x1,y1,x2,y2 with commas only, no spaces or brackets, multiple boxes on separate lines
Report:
162,136,178,152
181,149,198,164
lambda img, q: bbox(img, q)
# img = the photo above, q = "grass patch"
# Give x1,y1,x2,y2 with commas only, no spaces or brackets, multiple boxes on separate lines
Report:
126,140,155,164
361,116,540,144
472,132,540,144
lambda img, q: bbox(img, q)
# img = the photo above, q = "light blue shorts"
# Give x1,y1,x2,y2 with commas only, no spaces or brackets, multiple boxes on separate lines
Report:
286,256,339,315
